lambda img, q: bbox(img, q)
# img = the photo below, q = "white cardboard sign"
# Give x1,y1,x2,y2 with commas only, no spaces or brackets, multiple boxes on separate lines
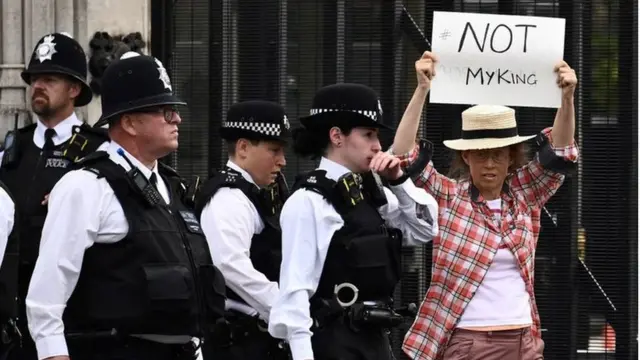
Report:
430,11,566,108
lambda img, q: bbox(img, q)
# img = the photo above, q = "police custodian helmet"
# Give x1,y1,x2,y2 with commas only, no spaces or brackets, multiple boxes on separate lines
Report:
299,83,391,131
21,32,93,107
221,100,291,143
94,52,186,127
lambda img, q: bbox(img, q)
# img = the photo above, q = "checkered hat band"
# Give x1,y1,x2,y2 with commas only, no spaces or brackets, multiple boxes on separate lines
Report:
222,121,282,136
309,108,379,121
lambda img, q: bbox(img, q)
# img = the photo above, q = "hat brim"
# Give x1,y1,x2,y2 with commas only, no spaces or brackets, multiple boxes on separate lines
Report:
22,67,93,107
94,93,187,127
299,111,391,131
443,135,536,150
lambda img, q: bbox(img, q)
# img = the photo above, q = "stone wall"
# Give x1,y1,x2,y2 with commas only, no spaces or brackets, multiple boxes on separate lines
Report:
0,0,151,137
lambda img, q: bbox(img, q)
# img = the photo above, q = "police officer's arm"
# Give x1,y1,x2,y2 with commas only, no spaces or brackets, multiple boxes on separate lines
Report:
0,186,14,266
25,170,112,360
370,151,438,245
268,189,344,360
200,188,278,321
378,180,438,246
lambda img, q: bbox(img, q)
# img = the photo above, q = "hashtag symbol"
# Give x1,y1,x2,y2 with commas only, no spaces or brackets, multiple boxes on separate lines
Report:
439,29,451,40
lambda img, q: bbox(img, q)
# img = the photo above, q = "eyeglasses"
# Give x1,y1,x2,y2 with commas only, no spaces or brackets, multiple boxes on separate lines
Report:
137,106,180,123
471,149,510,163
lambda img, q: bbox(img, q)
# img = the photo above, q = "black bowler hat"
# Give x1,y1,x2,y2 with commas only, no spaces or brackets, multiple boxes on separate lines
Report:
220,100,290,142
299,83,390,130
94,52,185,127
22,33,93,107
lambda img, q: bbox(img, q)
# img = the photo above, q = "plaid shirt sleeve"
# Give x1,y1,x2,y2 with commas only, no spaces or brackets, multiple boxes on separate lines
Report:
509,127,580,208
389,143,455,205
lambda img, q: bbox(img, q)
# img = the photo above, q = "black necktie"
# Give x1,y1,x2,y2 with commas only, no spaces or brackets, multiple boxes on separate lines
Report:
43,128,56,152
149,173,158,187
149,173,169,204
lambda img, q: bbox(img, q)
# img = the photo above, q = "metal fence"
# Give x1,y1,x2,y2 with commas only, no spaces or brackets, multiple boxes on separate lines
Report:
151,0,638,358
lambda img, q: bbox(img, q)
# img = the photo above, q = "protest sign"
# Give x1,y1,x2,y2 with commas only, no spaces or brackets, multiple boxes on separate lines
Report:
429,11,565,108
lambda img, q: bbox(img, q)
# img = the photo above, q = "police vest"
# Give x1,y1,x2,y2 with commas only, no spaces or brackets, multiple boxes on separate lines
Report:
0,180,17,320
0,123,108,318
194,167,284,305
63,151,226,336
292,170,403,303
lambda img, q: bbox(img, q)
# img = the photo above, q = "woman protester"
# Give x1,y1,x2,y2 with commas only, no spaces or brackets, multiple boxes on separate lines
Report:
392,51,579,360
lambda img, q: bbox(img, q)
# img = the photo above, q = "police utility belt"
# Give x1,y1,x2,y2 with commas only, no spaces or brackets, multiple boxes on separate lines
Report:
211,311,288,354
310,284,417,331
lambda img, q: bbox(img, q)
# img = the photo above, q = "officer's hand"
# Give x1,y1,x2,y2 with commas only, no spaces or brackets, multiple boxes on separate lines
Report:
41,194,50,205
43,356,70,360
369,152,403,181
415,51,437,90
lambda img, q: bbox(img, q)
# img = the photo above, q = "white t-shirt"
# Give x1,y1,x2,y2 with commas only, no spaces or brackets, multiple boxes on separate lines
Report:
456,198,533,328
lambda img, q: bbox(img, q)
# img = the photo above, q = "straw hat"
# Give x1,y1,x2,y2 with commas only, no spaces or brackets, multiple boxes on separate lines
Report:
443,105,536,151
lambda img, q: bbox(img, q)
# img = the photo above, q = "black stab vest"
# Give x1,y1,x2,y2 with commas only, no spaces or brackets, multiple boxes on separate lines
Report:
194,167,283,305
292,170,403,303
63,151,226,336
0,123,108,319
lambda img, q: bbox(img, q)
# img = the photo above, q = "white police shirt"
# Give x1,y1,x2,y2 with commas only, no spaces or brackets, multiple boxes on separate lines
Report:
267,157,439,360
25,141,199,360
0,112,87,164
0,186,15,266
200,160,278,321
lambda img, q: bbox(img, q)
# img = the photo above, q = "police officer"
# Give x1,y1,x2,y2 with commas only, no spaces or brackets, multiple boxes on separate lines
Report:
194,100,290,359
25,52,226,360
0,32,108,360
0,183,14,267
0,181,16,353
267,83,439,360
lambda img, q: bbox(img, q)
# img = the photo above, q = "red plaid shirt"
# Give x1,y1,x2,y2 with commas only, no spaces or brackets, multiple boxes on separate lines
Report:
395,128,579,360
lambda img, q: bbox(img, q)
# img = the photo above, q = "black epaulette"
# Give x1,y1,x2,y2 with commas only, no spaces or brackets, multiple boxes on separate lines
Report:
79,123,109,139
76,150,110,168
62,123,110,163
158,161,180,179
292,170,333,198
293,170,365,216
77,151,110,177
193,167,260,219
224,169,259,200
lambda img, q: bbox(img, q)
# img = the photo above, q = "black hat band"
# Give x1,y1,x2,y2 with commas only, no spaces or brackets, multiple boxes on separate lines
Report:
222,121,286,137
461,126,519,140
309,108,380,122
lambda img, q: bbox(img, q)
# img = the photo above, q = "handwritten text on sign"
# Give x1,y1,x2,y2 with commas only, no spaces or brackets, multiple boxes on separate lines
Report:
430,11,566,108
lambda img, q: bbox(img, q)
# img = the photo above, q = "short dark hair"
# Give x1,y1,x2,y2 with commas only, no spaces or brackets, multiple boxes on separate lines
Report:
226,138,259,156
292,124,355,159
